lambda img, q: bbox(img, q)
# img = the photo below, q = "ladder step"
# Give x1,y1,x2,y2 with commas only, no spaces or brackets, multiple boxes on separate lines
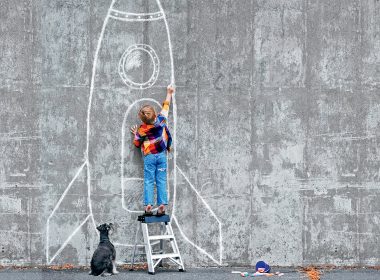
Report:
148,235,175,241
138,214,170,223
151,253,180,259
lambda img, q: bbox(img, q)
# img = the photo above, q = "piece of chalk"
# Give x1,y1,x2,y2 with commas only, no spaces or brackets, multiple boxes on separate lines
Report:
252,272,275,277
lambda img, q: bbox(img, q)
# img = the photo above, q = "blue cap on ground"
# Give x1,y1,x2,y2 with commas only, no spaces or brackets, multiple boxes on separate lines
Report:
255,261,271,273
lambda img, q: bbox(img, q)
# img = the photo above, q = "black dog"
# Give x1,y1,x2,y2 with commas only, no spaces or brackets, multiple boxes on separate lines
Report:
89,223,119,276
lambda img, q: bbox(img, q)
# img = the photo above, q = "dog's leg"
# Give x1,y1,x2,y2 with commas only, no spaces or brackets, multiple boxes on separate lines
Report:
112,260,119,274
88,270,93,275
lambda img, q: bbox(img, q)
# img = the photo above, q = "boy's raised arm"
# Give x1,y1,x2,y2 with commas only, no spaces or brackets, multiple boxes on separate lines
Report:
160,85,175,118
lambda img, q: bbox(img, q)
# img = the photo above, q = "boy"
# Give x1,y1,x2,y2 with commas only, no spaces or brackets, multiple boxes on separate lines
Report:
130,85,174,216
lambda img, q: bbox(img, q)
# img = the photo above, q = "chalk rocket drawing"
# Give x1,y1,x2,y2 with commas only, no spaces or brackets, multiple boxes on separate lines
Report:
46,0,222,266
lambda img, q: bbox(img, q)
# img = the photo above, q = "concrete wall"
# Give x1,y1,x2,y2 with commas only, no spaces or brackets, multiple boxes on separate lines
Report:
1,0,380,267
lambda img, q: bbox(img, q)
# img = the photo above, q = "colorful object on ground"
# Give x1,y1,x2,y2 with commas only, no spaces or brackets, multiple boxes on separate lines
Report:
232,269,284,277
255,260,271,273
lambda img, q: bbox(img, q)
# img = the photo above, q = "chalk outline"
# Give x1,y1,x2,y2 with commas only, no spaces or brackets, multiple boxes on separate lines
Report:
46,162,87,264
45,0,117,263
118,44,160,89
120,98,164,213
120,100,223,265
109,8,164,22
175,166,223,265
46,0,223,266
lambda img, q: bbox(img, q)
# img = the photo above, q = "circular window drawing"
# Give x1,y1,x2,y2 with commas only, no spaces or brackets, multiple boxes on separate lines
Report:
118,44,160,89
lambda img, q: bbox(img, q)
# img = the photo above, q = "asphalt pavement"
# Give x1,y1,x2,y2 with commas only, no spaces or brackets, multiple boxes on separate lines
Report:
0,267,379,280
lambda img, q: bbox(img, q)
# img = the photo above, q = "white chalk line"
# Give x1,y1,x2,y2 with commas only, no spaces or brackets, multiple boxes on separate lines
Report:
86,0,115,159
157,0,224,263
118,44,160,89
110,9,163,17
155,0,175,85
113,242,144,248
176,166,221,224
172,215,222,266
46,0,116,264
109,15,164,22
46,161,87,263
176,165,223,265
155,0,178,219
86,0,117,238
47,162,87,219
47,214,91,265
46,164,223,262
116,0,179,247
109,9,164,22
120,98,166,213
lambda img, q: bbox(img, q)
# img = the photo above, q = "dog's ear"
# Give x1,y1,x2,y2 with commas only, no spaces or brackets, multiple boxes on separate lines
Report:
97,224,106,231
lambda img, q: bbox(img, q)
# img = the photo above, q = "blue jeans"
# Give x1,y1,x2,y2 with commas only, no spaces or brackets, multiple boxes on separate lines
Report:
143,151,168,206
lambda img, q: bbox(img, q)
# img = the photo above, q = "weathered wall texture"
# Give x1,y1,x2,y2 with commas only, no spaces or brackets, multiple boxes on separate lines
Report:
1,0,380,267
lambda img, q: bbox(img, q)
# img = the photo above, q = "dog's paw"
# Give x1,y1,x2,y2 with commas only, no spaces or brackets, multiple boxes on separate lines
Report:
101,272,112,277
112,270,119,274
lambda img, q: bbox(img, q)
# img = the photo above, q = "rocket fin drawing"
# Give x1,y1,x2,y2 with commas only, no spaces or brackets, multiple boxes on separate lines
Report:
46,0,223,265
46,162,91,264
172,166,223,265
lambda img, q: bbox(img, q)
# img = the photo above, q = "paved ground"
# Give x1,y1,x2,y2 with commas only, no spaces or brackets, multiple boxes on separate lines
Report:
321,269,380,280
1,267,380,280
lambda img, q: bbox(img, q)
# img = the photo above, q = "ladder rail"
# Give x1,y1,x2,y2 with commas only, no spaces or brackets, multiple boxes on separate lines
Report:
141,223,155,273
166,223,185,270
133,215,185,274
130,222,140,270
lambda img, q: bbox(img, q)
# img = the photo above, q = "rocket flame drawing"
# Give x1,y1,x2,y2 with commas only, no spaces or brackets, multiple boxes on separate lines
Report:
46,0,222,266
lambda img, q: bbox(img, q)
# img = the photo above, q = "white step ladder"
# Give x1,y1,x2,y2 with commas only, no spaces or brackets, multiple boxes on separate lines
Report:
131,214,185,275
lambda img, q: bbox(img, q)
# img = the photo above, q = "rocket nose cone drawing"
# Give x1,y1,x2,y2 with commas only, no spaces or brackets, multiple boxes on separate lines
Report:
111,0,161,15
